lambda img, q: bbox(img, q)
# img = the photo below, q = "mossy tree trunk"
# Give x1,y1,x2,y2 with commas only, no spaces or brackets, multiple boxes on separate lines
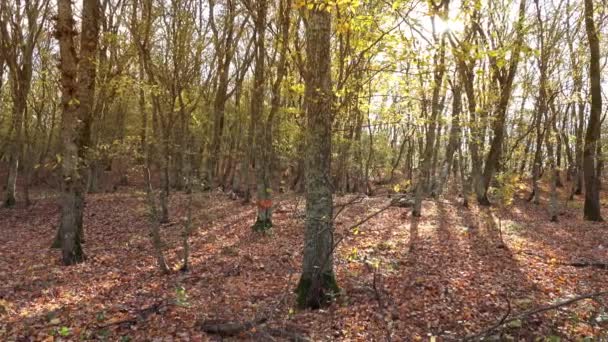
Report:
296,5,339,309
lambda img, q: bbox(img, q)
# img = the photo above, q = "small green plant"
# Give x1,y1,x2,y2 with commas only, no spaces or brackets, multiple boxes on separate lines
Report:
57,326,70,337
175,285,189,307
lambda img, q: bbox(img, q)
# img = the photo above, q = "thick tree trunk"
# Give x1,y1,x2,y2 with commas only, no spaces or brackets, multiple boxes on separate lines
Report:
56,0,100,265
582,0,603,221
296,6,338,309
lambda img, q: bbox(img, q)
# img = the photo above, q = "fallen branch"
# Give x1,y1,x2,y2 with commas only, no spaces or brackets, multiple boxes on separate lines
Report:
517,251,608,270
200,317,268,336
463,291,608,341
95,300,169,329
567,260,608,269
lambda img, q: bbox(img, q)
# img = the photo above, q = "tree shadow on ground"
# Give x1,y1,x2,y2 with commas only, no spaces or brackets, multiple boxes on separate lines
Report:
379,197,544,340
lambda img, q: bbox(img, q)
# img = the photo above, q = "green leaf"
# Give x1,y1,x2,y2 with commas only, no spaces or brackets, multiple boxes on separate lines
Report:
58,326,70,337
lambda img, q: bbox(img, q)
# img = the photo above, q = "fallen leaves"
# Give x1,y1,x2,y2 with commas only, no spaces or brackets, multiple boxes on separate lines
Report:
1,187,607,340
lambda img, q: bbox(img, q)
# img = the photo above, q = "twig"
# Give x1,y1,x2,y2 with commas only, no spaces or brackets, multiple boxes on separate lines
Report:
463,291,608,341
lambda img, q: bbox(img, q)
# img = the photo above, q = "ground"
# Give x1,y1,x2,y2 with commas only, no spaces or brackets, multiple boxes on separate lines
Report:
1,183,607,341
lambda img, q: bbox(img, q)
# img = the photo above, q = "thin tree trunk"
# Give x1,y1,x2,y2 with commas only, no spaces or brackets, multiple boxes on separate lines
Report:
437,82,462,196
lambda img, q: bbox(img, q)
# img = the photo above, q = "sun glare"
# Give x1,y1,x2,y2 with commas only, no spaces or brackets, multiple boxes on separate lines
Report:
434,17,465,34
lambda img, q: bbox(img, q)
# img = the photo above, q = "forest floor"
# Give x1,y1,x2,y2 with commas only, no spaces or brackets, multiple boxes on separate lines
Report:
1,183,608,341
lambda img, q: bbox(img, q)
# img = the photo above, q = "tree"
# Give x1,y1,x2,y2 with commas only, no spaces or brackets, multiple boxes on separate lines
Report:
477,0,527,205
582,0,603,221
296,2,339,309
55,0,100,265
249,0,270,230
0,0,49,207
250,0,291,232
412,0,449,216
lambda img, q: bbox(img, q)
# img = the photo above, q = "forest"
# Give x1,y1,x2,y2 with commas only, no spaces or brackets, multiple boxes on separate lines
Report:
0,0,607,340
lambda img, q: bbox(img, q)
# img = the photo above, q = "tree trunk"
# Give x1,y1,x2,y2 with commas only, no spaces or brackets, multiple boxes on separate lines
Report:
413,15,447,215
56,0,100,265
208,0,236,187
478,0,526,205
437,82,462,196
250,0,272,231
582,0,603,221
3,99,24,207
296,6,339,309
546,119,559,222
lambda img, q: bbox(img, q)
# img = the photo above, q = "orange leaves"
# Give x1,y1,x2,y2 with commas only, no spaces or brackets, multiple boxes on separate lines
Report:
2,190,608,340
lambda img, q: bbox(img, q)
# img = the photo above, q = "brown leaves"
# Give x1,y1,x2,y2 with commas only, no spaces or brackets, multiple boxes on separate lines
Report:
1,188,608,340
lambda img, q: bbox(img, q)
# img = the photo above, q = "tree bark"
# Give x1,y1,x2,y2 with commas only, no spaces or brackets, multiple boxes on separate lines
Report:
56,0,100,265
296,5,339,309
582,0,603,221
250,0,271,231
